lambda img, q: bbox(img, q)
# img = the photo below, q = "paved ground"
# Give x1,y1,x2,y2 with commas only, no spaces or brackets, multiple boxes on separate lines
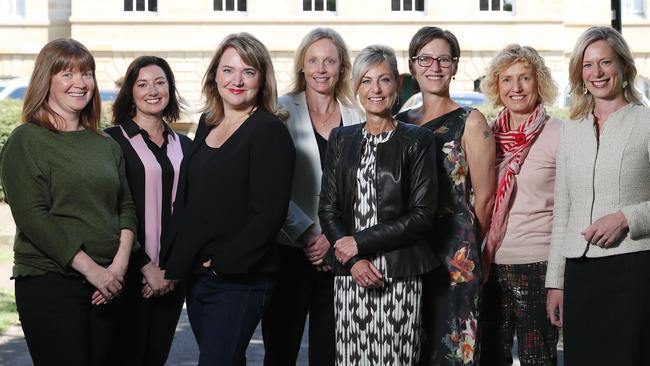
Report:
0,203,562,365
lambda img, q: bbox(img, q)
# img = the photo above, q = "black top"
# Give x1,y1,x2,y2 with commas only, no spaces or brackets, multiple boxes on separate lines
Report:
312,118,342,168
163,107,296,279
105,119,192,270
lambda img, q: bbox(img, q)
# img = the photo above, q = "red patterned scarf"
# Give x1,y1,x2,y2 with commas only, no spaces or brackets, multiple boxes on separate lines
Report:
483,104,547,270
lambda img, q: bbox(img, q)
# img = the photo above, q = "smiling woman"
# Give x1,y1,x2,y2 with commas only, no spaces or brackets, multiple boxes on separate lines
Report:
162,33,295,366
319,45,438,365
0,38,136,366
104,55,191,366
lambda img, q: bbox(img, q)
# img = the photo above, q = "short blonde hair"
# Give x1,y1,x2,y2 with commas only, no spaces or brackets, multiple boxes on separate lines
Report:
289,28,353,106
568,26,643,120
351,45,399,93
481,44,557,108
202,33,286,125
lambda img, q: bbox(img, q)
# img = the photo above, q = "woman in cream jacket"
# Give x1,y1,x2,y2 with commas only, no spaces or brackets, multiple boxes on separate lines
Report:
545,26,650,366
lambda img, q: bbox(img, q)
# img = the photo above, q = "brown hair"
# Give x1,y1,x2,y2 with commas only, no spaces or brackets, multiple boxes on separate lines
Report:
408,26,460,77
22,38,101,132
201,33,286,125
112,56,183,125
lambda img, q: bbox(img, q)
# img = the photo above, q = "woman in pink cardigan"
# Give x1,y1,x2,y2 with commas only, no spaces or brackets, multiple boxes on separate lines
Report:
480,44,562,365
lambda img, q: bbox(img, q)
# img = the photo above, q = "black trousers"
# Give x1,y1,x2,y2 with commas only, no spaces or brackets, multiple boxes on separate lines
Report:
564,251,650,366
109,265,186,366
15,272,123,366
262,246,335,366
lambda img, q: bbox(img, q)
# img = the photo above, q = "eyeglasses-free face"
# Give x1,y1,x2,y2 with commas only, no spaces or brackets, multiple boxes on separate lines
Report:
410,55,458,68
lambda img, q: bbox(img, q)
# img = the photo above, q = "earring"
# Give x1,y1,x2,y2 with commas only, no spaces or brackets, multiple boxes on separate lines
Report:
583,84,588,95
452,76,455,80
622,80,628,89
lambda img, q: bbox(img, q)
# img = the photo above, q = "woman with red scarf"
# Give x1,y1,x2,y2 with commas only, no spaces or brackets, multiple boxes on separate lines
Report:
480,44,562,365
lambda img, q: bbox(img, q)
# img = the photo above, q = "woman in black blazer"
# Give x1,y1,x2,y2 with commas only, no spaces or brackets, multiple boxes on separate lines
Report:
162,33,295,366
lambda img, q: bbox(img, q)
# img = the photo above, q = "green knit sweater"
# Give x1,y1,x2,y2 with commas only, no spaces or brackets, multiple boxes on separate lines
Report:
0,123,137,277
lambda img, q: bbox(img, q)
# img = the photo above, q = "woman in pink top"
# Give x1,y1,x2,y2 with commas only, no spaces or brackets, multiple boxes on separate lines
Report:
480,44,562,365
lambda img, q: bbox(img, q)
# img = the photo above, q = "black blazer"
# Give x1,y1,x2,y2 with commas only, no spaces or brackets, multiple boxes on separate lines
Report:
162,107,295,279
319,121,439,277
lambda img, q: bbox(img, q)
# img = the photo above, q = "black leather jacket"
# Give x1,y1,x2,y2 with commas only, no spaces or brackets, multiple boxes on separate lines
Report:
318,121,439,278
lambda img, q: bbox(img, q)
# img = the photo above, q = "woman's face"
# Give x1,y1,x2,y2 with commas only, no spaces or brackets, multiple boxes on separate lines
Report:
132,64,169,120
582,39,625,103
498,61,539,118
302,38,340,96
216,47,261,112
412,38,456,96
48,67,94,120
357,61,398,117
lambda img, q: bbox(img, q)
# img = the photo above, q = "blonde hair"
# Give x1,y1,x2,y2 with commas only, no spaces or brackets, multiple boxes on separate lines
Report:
22,38,101,132
350,45,400,110
201,33,286,125
481,44,558,107
568,26,643,120
289,28,354,106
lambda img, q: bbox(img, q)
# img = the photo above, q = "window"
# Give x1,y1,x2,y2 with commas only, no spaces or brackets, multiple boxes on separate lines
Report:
391,0,424,11
303,0,335,11
479,0,513,12
0,0,25,17
214,0,247,11
124,0,157,12
622,0,645,16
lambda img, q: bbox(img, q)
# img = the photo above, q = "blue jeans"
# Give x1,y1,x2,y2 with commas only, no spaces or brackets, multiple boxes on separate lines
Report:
186,270,274,366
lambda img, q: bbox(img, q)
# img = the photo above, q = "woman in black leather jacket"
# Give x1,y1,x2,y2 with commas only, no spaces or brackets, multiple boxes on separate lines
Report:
318,44,438,365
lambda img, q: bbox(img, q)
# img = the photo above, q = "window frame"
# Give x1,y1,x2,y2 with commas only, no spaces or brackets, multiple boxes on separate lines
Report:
0,0,25,19
123,0,158,13
622,0,645,17
390,0,425,12
478,0,515,14
301,0,337,14
212,0,248,12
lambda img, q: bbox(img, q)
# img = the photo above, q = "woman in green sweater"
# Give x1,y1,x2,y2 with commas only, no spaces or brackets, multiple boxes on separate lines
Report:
0,38,136,366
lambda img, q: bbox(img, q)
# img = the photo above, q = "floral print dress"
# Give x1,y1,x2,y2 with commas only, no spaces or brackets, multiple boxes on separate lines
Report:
396,107,482,366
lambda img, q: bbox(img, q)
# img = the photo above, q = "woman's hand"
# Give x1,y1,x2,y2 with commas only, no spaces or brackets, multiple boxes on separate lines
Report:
71,250,123,305
303,233,330,266
334,236,359,265
86,265,123,304
581,211,629,248
546,289,564,327
350,259,383,288
141,262,175,299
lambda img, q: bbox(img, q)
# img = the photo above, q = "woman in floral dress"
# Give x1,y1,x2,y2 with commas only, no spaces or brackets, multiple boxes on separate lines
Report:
395,27,496,365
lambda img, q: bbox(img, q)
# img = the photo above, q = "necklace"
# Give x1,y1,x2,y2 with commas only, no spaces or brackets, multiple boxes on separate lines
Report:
308,102,339,128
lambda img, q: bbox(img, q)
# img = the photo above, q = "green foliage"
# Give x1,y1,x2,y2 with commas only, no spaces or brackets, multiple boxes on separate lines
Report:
0,101,22,202
0,289,18,334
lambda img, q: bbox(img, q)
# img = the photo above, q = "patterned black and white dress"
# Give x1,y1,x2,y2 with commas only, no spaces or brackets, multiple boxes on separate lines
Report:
334,128,423,366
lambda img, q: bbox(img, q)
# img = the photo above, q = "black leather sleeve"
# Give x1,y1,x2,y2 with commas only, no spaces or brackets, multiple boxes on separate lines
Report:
354,129,438,255
318,127,349,246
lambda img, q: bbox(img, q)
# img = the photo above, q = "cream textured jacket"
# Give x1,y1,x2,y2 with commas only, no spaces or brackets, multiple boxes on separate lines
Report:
546,103,650,289
277,92,363,246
